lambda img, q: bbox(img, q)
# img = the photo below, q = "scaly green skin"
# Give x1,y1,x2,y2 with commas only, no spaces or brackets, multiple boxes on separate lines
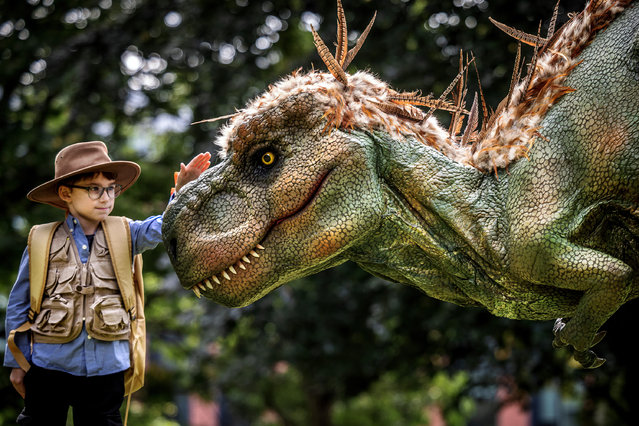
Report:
163,3,639,364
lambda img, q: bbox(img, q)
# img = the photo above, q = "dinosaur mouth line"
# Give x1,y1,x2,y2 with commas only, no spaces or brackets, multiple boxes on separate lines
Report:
189,169,333,298
272,169,333,227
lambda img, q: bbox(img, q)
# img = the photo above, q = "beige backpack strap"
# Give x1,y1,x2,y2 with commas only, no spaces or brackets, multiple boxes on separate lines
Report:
7,322,33,372
124,253,146,423
132,253,144,319
8,221,61,372
28,222,61,320
102,216,136,318
103,216,147,421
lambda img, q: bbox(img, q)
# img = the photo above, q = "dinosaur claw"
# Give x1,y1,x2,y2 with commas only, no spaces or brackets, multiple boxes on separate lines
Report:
552,338,566,349
552,318,568,348
590,330,607,347
590,357,606,369
552,319,607,367
573,349,606,369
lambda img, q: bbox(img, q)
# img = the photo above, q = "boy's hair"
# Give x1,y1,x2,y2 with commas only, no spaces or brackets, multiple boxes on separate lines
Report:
58,171,118,189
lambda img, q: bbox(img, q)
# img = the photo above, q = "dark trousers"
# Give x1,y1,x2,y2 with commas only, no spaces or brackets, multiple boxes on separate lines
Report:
17,365,124,426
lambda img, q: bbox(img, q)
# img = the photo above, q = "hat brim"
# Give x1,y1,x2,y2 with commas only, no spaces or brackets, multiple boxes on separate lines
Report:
27,161,141,210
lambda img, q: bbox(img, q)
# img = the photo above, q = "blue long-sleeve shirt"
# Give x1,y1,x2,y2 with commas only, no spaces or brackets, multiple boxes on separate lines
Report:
4,214,163,376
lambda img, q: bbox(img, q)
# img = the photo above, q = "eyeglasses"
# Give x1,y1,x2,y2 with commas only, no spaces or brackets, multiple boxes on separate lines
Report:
67,184,123,200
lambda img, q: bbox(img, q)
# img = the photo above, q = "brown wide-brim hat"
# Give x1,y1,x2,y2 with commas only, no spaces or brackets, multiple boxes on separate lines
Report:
27,141,141,210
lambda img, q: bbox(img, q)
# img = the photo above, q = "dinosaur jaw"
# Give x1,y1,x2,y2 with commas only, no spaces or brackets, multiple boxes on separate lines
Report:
187,241,267,301
185,169,338,306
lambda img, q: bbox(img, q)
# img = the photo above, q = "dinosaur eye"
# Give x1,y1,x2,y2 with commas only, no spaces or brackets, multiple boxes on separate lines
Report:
261,151,275,166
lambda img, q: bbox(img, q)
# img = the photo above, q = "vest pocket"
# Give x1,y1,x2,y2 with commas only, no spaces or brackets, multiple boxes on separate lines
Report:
46,266,78,295
91,262,119,292
89,295,130,340
49,234,71,262
32,296,74,338
93,234,110,258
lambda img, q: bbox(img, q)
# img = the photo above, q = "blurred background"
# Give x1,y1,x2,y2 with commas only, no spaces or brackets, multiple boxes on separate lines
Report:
1,0,638,424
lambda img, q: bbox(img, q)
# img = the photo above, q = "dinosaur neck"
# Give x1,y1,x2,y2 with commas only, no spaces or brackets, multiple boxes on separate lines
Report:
388,135,505,255
348,132,507,305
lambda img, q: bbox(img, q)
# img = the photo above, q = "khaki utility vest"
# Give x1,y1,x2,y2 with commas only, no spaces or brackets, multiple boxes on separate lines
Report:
8,216,146,398
31,221,131,343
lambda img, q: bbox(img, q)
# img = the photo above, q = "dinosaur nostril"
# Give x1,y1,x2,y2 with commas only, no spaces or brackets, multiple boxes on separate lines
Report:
168,238,178,261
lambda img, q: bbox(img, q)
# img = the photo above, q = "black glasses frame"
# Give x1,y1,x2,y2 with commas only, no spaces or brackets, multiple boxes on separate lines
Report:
67,184,123,200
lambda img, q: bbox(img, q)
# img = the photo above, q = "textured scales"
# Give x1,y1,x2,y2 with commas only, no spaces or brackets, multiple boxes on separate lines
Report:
163,0,639,368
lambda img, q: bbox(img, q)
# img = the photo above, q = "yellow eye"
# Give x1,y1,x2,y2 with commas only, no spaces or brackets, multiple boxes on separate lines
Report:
261,151,275,166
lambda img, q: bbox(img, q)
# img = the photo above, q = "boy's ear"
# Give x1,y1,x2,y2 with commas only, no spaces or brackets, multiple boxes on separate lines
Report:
58,185,72,203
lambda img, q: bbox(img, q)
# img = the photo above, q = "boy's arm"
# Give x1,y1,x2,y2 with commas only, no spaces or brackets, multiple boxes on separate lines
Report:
4,248,33,369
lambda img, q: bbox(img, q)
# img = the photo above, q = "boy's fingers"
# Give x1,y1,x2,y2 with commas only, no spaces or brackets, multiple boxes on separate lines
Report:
192,161,210,173
196,152,209,161
179,153,211,179
196,155,210,168
195,152,211,166
201,153,212,167
187,159,202,169
189,152,211,168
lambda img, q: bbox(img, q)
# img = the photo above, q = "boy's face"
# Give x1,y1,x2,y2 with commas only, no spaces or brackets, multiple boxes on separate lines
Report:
59,173,116,230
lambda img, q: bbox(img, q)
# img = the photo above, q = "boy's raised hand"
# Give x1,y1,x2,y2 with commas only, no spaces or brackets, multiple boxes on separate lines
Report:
174,152,212,194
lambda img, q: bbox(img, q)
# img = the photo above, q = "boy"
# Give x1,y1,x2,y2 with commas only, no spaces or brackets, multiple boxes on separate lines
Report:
4,141,211,425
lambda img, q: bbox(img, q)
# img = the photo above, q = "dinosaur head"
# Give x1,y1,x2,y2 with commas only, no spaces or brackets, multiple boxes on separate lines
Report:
162,0,466,305
162,84,387,306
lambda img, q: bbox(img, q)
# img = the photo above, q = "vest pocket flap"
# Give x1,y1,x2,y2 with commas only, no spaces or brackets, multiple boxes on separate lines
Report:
47,309,67,325
49,235,71,262
92,263,117,280
102,307,128,327
93,234,110,257
46,266,78,295
33,297,74,336
57,266,78,284
90,263,119,290
90,295,130,335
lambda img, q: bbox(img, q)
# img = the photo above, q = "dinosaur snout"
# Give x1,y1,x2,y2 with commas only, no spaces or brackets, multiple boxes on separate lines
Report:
162,187,260,286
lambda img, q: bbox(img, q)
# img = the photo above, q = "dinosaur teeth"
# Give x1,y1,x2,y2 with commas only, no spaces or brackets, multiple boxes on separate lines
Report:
208,244,263,287
193,286,202,298
197,283,206,291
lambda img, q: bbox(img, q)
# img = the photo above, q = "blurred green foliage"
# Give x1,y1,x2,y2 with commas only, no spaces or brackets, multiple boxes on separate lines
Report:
1,0,638,424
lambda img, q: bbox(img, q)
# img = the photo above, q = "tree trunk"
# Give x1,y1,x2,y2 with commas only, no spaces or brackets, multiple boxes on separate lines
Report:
307,391,333,426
